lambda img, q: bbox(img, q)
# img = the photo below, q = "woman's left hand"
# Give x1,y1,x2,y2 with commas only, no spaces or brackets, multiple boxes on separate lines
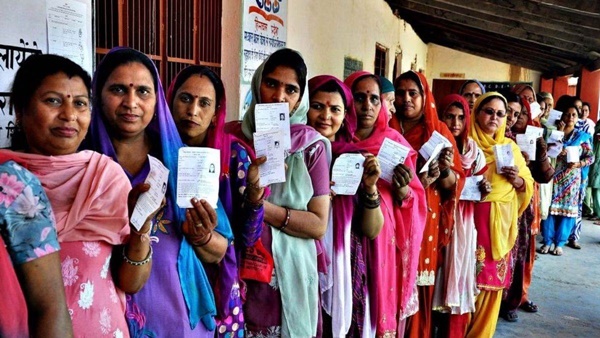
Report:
437,147,454,172
567,161,582,169
182,198,218,245
500,166,520,184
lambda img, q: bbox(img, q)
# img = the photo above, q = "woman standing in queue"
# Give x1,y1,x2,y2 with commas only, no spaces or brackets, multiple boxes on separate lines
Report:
500,96,554,322
390,70,465,338
346,71,428,337
539,103,593,256
227,48,331,337
433,94,490,337
5,53,155,337
87,47,232,337
167,65,266,337
466,92,533,338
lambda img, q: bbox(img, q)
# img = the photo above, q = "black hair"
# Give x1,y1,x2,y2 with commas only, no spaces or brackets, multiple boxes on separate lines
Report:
311,80,348,108
93,48,158,108
561,104,580,120
10,53,91,115
554,95,576,114
262,48,307,97
582,102,591,109
394,71,423,95
168,65,224,109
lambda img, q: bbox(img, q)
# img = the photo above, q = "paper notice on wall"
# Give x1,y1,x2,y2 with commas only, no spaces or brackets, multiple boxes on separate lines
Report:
47,0,92,75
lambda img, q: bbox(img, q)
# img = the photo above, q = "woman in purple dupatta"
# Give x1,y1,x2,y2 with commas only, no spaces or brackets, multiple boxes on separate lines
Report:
167,65,266,337
336,71,427,337
86,47,232,337
307,75,384,337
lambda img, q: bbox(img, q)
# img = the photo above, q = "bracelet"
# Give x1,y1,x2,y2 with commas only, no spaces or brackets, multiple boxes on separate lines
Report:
280,207,291,231
362,197,381,209
247,180,262,190
192,231,213,247
363,189,379,200
122,245,152,266
243,189,265,209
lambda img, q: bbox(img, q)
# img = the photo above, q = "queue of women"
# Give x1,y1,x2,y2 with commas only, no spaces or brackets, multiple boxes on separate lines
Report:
0,46,593,338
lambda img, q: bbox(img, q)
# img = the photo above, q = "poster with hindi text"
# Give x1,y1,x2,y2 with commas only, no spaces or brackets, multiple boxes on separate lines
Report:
240,0,288,118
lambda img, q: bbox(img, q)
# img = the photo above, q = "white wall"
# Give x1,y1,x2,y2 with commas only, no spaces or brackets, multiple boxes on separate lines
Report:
286,0,428,81
221,0,429,120
426,44,542,89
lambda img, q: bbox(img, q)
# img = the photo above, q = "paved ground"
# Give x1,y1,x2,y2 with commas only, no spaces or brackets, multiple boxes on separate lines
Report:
495,219,600,337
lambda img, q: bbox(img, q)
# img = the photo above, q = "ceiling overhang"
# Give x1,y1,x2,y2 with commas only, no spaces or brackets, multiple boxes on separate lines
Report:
385,0,600,78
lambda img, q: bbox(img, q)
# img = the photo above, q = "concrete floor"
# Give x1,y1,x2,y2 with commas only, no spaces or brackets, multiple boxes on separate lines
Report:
495,219,600,337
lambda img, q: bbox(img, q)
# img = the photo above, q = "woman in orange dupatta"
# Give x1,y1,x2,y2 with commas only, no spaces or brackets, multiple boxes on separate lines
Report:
390,71,465,338
466,92,533,338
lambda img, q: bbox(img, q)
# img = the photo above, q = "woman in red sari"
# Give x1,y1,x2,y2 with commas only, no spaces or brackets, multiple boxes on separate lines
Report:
390,71,465,338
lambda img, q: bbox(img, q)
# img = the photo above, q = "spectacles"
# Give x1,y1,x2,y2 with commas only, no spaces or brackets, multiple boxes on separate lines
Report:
481,108,506,118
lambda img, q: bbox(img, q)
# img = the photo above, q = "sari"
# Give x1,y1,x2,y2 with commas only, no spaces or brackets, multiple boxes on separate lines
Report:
307,75,355,337
466,92,533,338
390,71,465,338
432,95,484,321
166,66,264,337
87,47,233,337
230,49,331,337
341,71,427,337
1,149,132,336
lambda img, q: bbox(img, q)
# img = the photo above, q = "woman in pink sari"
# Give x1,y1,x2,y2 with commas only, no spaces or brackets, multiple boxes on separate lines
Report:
4,54,153,337
341,71,427,337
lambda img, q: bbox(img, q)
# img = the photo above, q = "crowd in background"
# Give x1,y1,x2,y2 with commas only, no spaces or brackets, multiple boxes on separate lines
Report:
0,47,597,338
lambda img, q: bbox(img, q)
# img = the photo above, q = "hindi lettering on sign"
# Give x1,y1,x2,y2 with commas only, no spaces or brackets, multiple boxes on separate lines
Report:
0,40,42,71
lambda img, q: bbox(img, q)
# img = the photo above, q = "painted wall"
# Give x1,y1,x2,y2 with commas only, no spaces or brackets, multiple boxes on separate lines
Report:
286,0,428,80
221,0,429,121
426,44,542,90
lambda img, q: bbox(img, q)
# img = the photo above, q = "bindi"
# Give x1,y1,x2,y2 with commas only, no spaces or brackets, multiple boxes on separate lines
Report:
194,95,199,98
67,94,71,98
129,83,134,87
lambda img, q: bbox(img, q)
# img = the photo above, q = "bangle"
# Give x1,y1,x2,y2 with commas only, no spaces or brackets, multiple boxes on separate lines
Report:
280,207,291,231
192,231,213,247
243,189,265,209
247,180,262,190
362,197,381,209
363,189,379,200
122,245,152,266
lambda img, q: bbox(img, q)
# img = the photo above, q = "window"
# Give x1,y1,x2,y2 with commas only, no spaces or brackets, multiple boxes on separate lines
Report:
95,0,222,88
374,44,387,77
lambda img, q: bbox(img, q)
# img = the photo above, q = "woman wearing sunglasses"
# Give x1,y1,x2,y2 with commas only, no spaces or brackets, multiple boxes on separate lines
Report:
465,92,533,338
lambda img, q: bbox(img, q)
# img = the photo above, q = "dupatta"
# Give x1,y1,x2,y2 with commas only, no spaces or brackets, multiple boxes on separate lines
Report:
341,71,427,334
390,71,465,249
469,92,534,260
87,47,232,331
237,49,331,337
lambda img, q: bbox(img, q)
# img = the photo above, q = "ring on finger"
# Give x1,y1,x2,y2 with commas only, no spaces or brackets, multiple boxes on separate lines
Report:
195,222,203,228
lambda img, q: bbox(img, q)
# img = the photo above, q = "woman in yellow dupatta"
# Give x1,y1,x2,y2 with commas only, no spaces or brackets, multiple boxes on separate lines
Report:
465,92,533,338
